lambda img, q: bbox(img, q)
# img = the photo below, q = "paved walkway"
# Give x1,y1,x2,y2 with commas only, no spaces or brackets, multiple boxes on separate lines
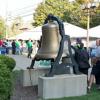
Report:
7,55,39,100
8,54,32,70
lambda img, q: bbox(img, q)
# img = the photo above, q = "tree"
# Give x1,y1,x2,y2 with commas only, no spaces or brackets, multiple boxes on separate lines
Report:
63,1,81,25
0,17,6,39
33,0,76,26
11,17,23,36
33,0,100,28
33,0,86,28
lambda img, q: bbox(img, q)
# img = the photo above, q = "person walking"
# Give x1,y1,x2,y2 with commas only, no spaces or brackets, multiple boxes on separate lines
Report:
11,40,16,54
26,39,33,58
15,40,21,55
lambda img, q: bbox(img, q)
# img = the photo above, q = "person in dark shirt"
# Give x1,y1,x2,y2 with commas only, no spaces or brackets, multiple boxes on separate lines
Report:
74,43,90,75
12,40,16,54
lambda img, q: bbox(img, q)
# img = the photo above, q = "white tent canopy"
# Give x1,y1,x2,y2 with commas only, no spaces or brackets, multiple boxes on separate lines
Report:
8,22,87,40
89,25,100,37
15,31,42,40
31,26,42,32
64,22,87,37
9,26,42,40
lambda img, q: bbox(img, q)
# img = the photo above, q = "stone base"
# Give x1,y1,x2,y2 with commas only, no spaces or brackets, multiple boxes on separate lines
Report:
38,74,87,99
21,67,50,86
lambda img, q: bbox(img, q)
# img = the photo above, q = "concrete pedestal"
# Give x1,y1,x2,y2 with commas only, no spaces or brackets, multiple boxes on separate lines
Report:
38,74,87,99
21,67,50,86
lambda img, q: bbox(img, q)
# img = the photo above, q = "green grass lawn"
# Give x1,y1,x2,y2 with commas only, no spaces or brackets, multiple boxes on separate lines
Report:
49,86,100,100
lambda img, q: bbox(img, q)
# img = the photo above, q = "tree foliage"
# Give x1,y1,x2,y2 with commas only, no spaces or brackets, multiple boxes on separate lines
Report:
33,0,100,29
11,17,23,36
33,0,76,26
0,55,16,71
0,17,6,39
0,61,12,100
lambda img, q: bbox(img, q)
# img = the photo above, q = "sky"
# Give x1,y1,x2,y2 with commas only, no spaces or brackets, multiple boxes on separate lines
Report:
0,0,75,18
0,0,75,24
0,0,43,18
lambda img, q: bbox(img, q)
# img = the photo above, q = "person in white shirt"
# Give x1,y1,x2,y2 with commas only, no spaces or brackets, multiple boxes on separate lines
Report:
88,39,100,92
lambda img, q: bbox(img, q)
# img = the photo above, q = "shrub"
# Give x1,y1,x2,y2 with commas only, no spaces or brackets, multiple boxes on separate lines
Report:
0,63,12,100
0,55,16,71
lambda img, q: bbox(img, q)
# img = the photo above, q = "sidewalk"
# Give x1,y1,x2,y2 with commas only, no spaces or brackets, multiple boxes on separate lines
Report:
8,54,32,70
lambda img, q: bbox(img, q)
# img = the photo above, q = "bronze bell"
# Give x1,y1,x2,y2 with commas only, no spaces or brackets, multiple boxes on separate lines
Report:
36,21,60,59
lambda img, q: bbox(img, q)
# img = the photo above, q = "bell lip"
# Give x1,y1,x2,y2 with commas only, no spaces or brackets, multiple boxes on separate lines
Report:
36,53,57,59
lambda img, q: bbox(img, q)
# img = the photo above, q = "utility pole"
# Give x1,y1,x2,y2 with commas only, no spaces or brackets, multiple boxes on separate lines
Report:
86,9,90,50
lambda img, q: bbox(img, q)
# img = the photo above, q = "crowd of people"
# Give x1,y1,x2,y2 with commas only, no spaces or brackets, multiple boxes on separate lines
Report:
0,38,39,57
